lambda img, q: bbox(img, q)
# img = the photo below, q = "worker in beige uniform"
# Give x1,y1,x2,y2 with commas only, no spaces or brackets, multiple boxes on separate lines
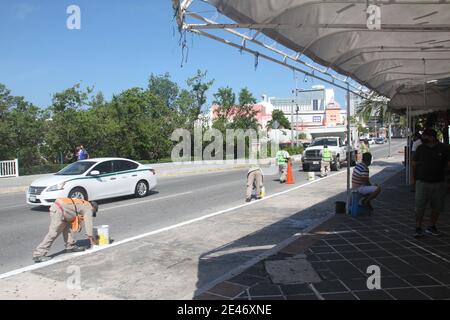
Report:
246,166,264,202
32,198,99,263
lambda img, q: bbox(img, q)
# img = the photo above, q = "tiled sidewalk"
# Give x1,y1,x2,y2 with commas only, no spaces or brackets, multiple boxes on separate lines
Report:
196,170,450,300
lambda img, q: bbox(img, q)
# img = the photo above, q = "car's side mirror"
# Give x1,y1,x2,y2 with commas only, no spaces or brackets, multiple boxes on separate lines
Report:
90,170,100,176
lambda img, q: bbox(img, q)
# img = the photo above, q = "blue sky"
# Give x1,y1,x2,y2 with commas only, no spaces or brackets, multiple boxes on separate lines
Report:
0,0,347,109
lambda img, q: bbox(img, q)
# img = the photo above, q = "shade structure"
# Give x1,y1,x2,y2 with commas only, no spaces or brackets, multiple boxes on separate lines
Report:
199,0,450,111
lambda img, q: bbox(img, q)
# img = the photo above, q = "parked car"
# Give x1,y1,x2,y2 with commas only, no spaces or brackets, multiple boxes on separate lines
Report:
375,137,386,144
368,138,376,145
26,158,157,206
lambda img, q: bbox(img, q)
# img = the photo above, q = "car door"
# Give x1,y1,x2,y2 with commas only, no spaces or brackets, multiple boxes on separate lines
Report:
113,160,139,196
86,160,118,199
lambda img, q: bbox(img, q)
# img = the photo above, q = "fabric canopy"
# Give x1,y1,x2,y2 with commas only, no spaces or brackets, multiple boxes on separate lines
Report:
206,0,450,110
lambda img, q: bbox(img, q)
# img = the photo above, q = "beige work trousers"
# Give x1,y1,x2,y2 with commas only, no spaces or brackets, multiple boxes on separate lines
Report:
246,170,263,199
279,164,287,182
33,207,76,258
321,161,331,177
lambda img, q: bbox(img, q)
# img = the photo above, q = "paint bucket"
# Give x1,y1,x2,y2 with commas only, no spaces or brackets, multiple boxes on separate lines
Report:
94,225,109,246
308,172,315,181
335,201,346,214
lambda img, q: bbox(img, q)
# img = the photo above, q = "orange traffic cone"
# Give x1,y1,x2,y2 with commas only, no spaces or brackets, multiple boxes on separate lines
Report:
286,159,295,184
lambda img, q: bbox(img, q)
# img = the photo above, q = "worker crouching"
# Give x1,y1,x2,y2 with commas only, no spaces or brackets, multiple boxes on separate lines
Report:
32,198,99,263
246,166,264,202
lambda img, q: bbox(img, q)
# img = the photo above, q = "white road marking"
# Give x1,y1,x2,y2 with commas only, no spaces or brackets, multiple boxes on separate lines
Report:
0,204,29,211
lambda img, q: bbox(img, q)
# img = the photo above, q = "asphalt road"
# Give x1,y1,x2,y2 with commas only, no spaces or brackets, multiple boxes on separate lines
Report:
0,140,405,274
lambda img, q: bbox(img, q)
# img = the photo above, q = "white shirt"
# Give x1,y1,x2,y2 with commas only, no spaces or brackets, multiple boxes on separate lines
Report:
412,139,422,152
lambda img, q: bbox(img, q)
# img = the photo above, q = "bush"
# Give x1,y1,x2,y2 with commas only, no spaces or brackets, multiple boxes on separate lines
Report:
20,163,66,176
283,145,304,155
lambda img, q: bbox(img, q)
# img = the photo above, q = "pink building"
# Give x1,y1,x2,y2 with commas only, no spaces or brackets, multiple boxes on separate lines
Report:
209,101,273,129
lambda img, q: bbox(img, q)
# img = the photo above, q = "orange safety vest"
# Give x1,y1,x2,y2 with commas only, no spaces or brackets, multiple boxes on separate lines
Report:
55,198,89,232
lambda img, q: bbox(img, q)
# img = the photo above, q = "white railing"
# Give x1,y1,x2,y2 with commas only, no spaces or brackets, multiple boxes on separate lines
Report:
0,159,19,178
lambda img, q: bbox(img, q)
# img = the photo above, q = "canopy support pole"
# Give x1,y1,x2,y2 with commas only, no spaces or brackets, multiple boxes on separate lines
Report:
346,83,351,214
388,122,392,158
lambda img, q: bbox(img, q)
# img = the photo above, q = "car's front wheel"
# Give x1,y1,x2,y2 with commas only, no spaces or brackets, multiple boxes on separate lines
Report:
68,187,88,200
135,180,149,198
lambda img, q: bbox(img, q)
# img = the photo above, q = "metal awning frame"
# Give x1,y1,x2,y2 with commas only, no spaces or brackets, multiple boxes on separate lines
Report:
173,0,372,99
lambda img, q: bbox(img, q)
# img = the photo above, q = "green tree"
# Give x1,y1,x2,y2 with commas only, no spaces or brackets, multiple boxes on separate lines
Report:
0,83,48,168
148,72,180,109
186,70,214,123
267,109,291,129
45,84,92,163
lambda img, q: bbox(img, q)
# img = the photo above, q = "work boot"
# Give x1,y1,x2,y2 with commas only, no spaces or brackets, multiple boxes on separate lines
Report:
414,228,424,239
425,226,441,237
33,256,52,263
66,246,86,253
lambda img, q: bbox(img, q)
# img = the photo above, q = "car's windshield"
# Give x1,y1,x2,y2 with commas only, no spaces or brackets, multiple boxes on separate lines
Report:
55,161,96,176
310,138,338,147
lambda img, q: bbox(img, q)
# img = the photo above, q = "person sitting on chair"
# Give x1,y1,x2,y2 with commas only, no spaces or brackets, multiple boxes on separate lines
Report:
351,153,381,211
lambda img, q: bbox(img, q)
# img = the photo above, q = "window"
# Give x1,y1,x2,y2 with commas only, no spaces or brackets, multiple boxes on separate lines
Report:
56,161,95,176
91,161,114,175
313,116,321,123
114,160,139,172
313,99,319,111
311,138,338,147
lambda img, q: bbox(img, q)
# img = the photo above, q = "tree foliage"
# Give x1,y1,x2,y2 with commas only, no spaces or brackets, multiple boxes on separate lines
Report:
0,70,216,172
267,109,291,130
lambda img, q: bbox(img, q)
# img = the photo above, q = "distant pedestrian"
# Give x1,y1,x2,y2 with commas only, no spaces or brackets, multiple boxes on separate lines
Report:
412,128,449,238
360,139,370,155
246,166,263,202
352,152,381,212
320,144,332,177
32,198,99,263
78,145,89,160
276,149,290,183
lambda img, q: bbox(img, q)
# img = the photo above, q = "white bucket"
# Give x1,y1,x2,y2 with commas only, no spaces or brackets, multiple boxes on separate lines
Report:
94,225,109,246
308,172,315,181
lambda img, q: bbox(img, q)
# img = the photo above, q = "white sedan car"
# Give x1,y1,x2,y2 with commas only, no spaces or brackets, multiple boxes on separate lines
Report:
26,158,157,206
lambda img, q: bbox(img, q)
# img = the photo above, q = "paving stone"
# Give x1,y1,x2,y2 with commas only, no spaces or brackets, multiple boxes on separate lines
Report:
312,280,348,294
379,277,410,289
417,286,450,300
286,294,319,300
195,292,229,300
353,290,394,300
248,283,282,297
402,274,441,287
279,283,315,296
265,257,321,284
228,274,267,287
208,282,247,298
386,288,431,300
322,292,357,300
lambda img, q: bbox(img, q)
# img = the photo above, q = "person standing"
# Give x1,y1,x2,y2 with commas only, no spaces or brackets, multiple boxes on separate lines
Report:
78,145,89,160
32,198,99,263
320,145,332,177
412,128,450,238
246,165,264,202
276,149,290,183
410,132,423,192
360,139,370,155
